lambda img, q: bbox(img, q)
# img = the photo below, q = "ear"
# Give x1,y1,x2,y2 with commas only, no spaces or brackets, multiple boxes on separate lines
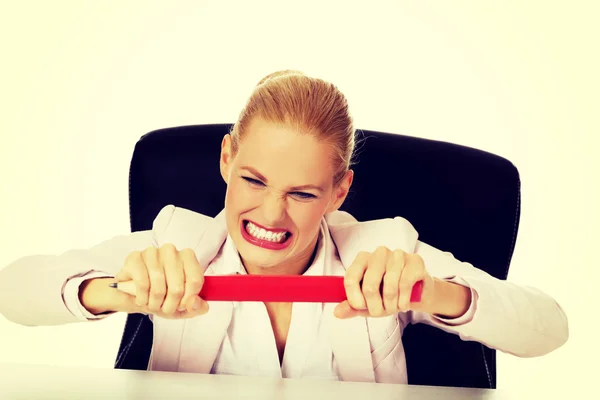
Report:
326,170,354,213
220,134,234,184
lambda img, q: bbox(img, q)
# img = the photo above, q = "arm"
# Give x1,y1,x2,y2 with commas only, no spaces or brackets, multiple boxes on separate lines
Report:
422,277,472,319
0,204,225,327
402,240,569,358
0,229,154,326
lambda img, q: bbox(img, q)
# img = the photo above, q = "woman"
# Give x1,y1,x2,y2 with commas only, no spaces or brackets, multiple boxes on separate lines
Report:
0,70,568,383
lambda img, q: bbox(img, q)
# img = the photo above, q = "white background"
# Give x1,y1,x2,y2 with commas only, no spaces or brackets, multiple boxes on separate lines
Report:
1,0,598,393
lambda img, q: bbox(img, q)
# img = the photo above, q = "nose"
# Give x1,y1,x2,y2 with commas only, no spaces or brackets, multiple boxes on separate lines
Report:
261,190,287,227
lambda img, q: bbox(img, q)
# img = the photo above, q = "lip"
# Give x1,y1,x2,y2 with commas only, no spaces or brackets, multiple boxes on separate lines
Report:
240,220,292,250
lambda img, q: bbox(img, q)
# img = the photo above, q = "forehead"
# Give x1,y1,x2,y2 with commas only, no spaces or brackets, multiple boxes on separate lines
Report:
235,119,335,184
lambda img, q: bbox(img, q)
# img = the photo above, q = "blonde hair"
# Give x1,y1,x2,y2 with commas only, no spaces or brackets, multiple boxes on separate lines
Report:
230,70,356,185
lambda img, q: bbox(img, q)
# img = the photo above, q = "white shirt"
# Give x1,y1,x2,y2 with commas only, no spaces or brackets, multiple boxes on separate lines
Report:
208,221,341,380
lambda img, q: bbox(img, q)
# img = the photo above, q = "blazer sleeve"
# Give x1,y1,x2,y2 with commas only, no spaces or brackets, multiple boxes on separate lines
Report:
0,205,176,327
398,240,569,358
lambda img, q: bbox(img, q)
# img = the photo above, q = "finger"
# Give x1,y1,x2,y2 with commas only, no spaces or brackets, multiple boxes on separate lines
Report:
179,248,205,312
153,297,209,320
124,252,150,307
160,244,185,315
382,250,403,312
185,295,209,315
152,307,187,320
334,301,358,319
398,253,425,311
116,252,138,282
143,247,166,312
362,247,388,317
114,268,131,283
344,251,370,310
334,301,370,319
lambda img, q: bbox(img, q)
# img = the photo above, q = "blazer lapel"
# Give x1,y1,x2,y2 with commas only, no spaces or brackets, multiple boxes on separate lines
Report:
322,212,418,383
148,275,234,374
148,318,186,372
150,208,233,373
177,300,234,373
174,211,235,373
320,221,376,383
323,303,376,382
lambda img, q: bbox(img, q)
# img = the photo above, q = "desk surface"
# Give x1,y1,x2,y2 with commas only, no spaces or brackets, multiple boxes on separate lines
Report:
0,362,517,399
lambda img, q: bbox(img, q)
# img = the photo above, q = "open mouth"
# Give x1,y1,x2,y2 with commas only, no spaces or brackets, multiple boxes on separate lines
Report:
241,220,292,249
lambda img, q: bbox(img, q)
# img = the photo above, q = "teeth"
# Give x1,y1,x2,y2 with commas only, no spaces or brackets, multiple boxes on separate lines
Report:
246,221,287,243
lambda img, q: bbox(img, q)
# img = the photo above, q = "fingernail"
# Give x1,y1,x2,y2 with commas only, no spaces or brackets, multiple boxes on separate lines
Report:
192,298,200,310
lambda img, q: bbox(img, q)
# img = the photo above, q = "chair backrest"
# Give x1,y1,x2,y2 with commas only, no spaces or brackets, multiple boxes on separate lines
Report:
116,124,521,389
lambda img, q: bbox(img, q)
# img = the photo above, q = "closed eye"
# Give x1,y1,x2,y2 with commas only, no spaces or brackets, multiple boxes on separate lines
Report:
242,176,266,187
290,192,317,200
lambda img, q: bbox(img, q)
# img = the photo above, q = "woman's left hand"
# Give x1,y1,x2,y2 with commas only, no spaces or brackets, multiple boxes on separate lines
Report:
334,246,435,319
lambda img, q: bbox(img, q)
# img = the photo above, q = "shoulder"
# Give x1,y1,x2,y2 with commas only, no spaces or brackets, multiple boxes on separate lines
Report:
152,205,215,234
151,205,227,250
325,210,420,257
325,210,418,238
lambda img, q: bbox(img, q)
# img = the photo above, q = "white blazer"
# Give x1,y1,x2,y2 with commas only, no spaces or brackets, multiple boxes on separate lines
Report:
0,205,569,384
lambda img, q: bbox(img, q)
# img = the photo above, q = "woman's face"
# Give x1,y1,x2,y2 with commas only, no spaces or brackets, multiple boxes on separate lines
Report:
219,118,353,274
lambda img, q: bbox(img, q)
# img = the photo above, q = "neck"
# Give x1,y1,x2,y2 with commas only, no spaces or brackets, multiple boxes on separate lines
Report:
242,235,320,276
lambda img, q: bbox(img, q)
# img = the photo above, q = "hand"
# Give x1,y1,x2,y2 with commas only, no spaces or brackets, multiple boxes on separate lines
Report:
80,244,209,319
334,246,435,319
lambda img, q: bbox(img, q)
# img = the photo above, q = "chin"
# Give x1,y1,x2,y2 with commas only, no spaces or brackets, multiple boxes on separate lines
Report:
236,241,289,268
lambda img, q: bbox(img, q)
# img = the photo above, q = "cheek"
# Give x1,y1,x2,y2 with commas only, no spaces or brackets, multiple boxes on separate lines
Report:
291,201,329,236
225,179,240,208
226,179,257,208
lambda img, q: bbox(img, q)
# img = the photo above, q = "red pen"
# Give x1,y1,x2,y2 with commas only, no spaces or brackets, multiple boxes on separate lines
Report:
109,275,423,303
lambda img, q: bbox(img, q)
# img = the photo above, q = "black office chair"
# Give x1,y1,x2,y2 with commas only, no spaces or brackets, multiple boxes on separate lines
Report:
115,124,521,389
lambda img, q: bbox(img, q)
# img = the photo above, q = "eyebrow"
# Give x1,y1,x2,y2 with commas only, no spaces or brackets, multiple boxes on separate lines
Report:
240,166,325,193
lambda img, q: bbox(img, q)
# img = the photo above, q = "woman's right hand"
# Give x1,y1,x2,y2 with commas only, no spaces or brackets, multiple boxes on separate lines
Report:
80,244,209,319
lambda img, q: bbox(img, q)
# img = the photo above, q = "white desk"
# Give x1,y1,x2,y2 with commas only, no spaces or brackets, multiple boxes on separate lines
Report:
0,362,516,399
